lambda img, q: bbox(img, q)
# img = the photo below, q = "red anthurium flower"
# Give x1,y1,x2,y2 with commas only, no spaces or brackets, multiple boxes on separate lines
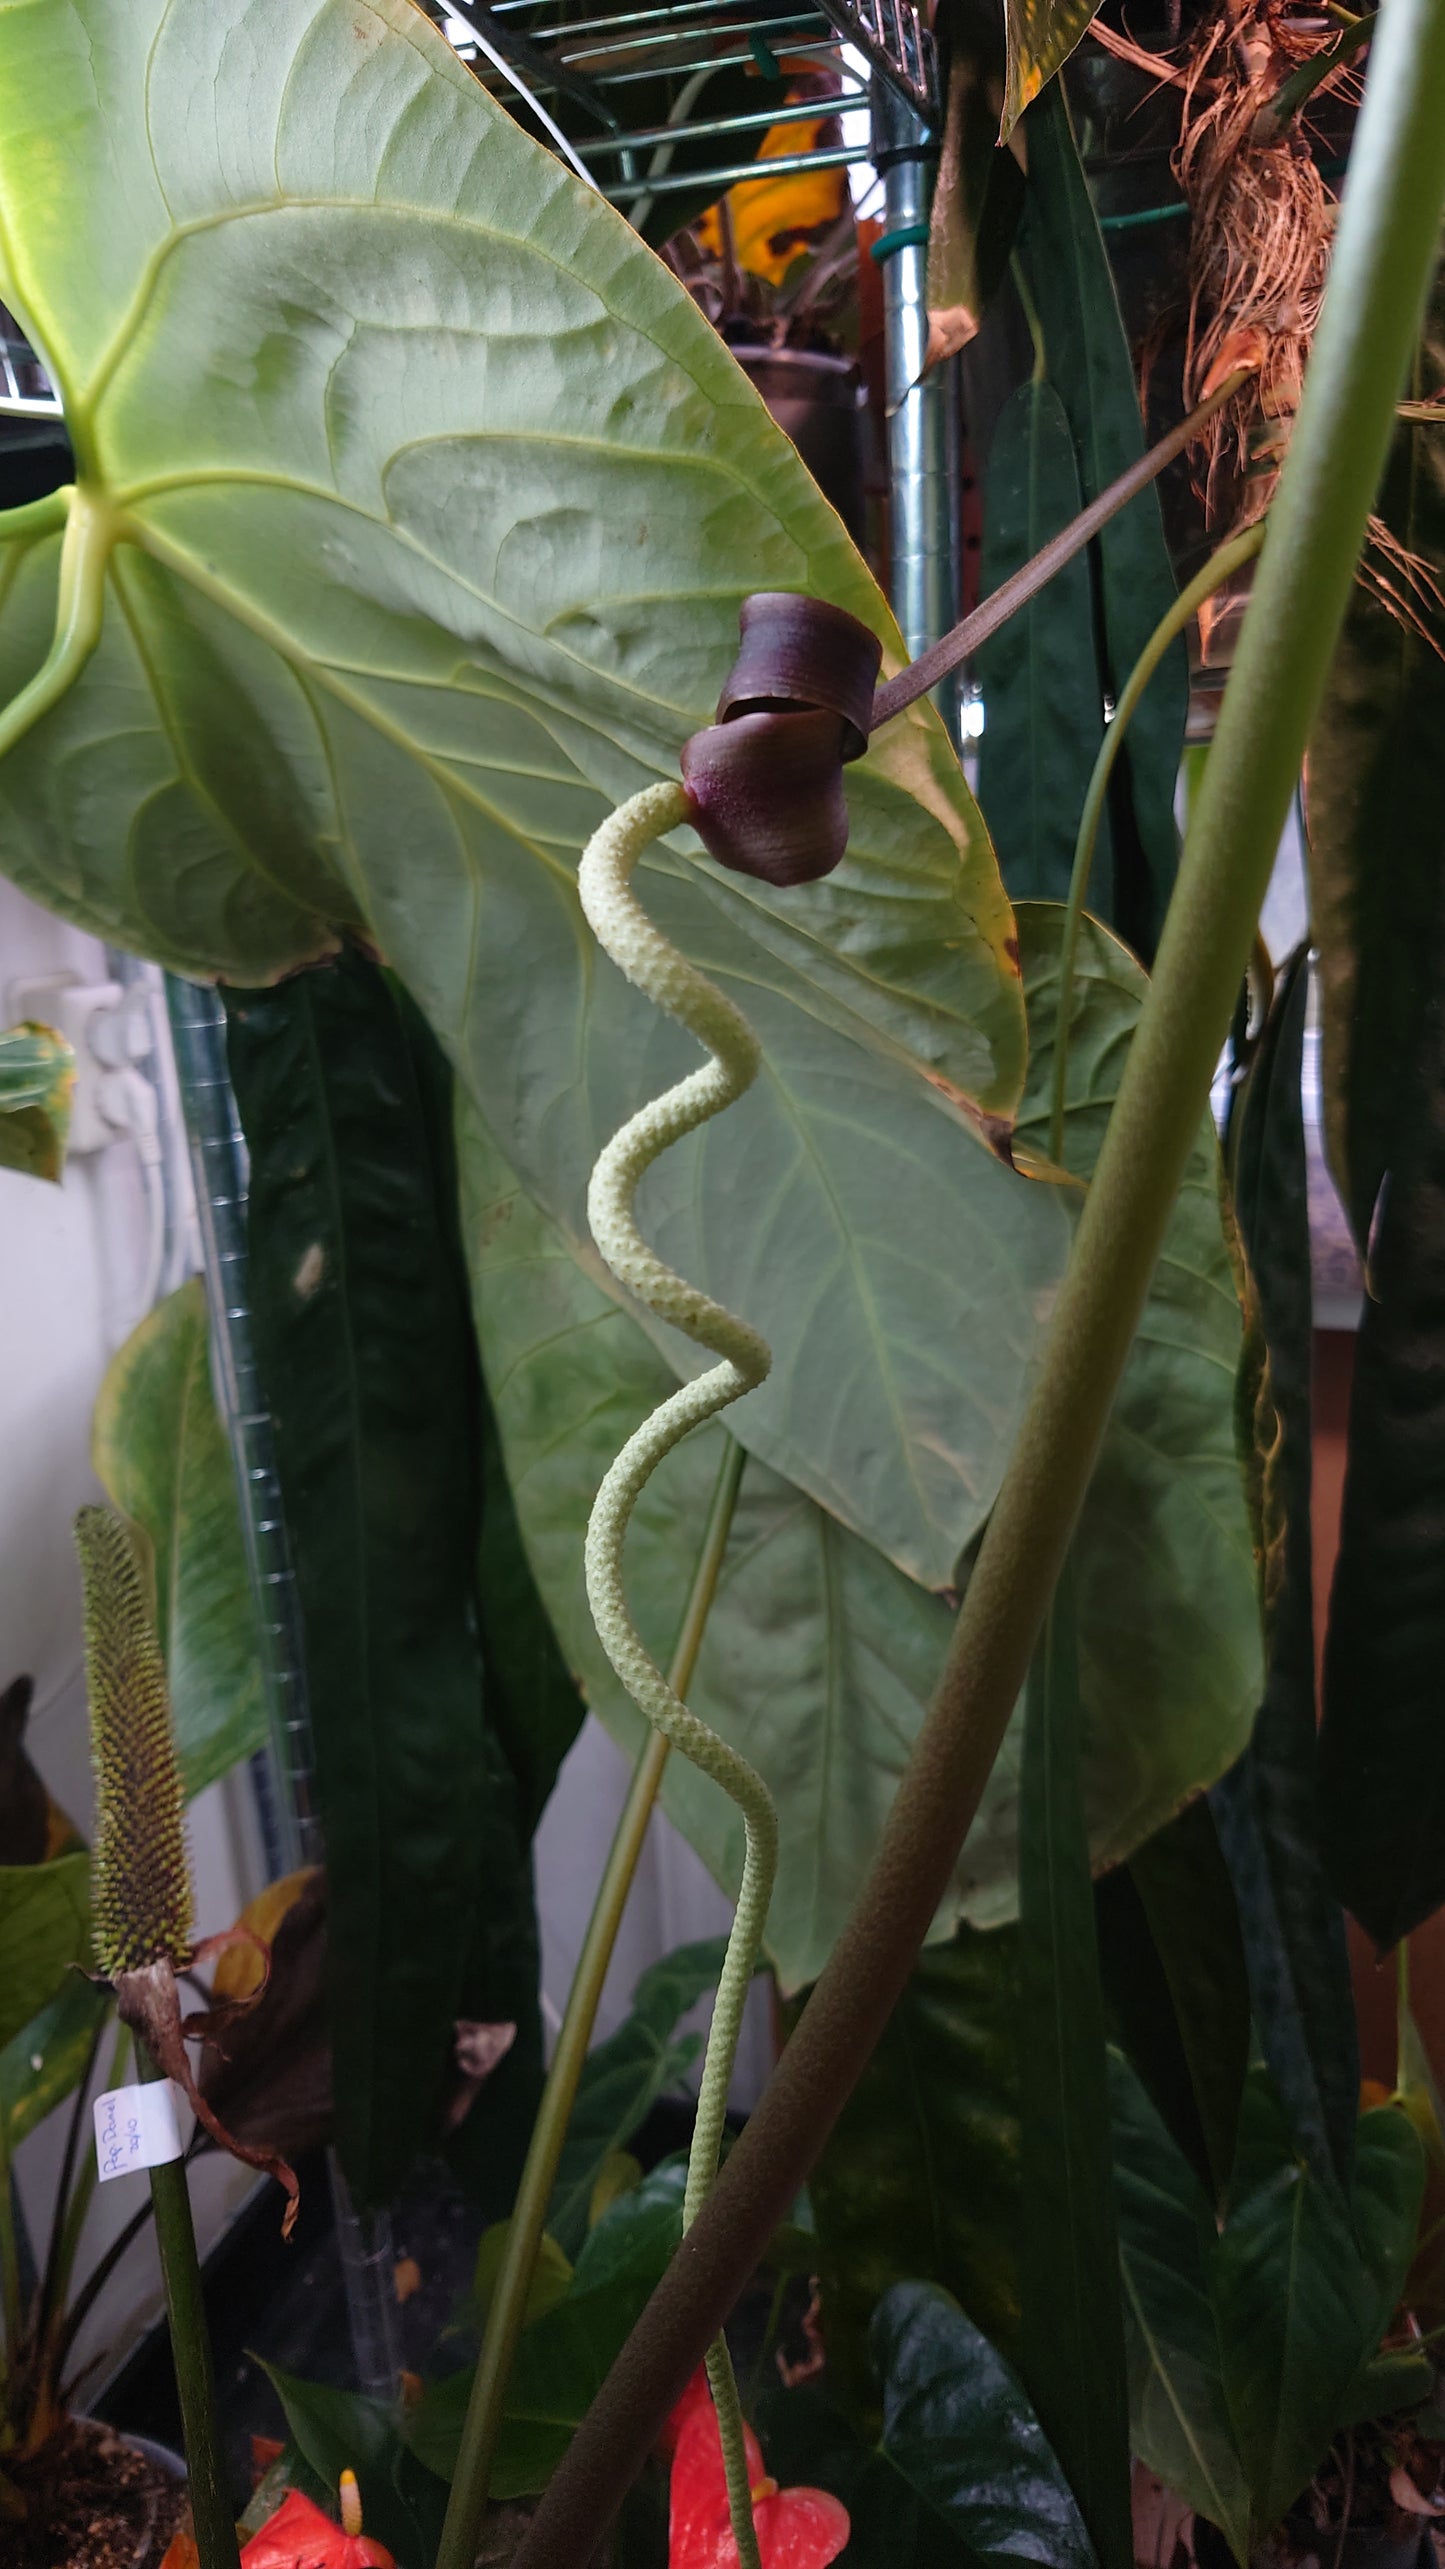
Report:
239,2475,394,2568
666,2372,850,2569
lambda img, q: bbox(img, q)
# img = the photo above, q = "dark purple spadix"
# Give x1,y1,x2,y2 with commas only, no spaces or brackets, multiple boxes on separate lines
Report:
681,593,883,888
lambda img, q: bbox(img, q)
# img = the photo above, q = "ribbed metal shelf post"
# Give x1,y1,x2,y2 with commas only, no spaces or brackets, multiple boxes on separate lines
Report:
163,975,402,2403
873,74,961,741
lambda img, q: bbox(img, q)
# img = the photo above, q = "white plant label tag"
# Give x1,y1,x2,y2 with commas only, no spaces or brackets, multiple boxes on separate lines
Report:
93,2080,184,2180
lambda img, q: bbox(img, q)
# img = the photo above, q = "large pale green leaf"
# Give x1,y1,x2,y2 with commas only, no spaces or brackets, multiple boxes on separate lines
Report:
0,0,1031,1592
0,1852,90,2051
461,1098,964,1997
462,907,1255,1987
92,1274,267,1799
0,1019,73,1182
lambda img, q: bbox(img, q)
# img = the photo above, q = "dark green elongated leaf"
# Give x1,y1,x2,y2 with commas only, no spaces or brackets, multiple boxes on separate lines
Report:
1305,269,1445,1249
0,0,1036,1604
399,977,582,1839
1125,1800,1250,2205
0,1973,108,2155
977,381,1110,910
1096,1865,1214,2198
804,1926,1021,2416
875,2282,1097,2569
382,975,547,2220
1018,1568,1131,2569
1004,0,1105,136
1318,905,1445,1947
476,1396,583,1844
407,2161,687,2496
1213,952,1358,2197
0,1020,73,1182
92,1275,267,1799
0,1854,90,2052
257,2359,447,2569
548,1942,727,2257
225,949,536,2206
1014,84,1185,956
1213,2081,1424,2543
1109,2053,1252,2565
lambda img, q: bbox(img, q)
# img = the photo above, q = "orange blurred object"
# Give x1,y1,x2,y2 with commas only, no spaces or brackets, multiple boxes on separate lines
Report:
695,81,848,284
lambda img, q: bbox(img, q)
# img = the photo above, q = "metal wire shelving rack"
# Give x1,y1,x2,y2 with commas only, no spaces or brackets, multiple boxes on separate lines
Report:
427,0,959,701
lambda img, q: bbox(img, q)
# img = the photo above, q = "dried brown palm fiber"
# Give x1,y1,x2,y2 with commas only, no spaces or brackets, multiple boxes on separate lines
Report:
1093,2,1348,512
1089,4,1440,645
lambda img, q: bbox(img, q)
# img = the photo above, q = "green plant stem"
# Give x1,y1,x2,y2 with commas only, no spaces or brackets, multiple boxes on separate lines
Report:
510,0,1445,2551
139,2048,239,2569
435,1434,746,2569
0,485,72,544
1048,520,1268,1163
0,484,112,765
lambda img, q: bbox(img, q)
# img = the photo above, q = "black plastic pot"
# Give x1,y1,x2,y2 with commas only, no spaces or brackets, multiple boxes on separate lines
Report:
731,344,869,539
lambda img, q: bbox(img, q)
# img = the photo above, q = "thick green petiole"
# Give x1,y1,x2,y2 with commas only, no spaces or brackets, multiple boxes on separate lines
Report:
139,2051,240,2569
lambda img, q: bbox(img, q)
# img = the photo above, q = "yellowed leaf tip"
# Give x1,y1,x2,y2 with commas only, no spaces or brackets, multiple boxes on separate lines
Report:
76,1505,191,1977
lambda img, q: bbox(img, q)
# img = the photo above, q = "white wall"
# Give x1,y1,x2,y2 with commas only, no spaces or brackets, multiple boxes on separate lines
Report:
1,873,263,2389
